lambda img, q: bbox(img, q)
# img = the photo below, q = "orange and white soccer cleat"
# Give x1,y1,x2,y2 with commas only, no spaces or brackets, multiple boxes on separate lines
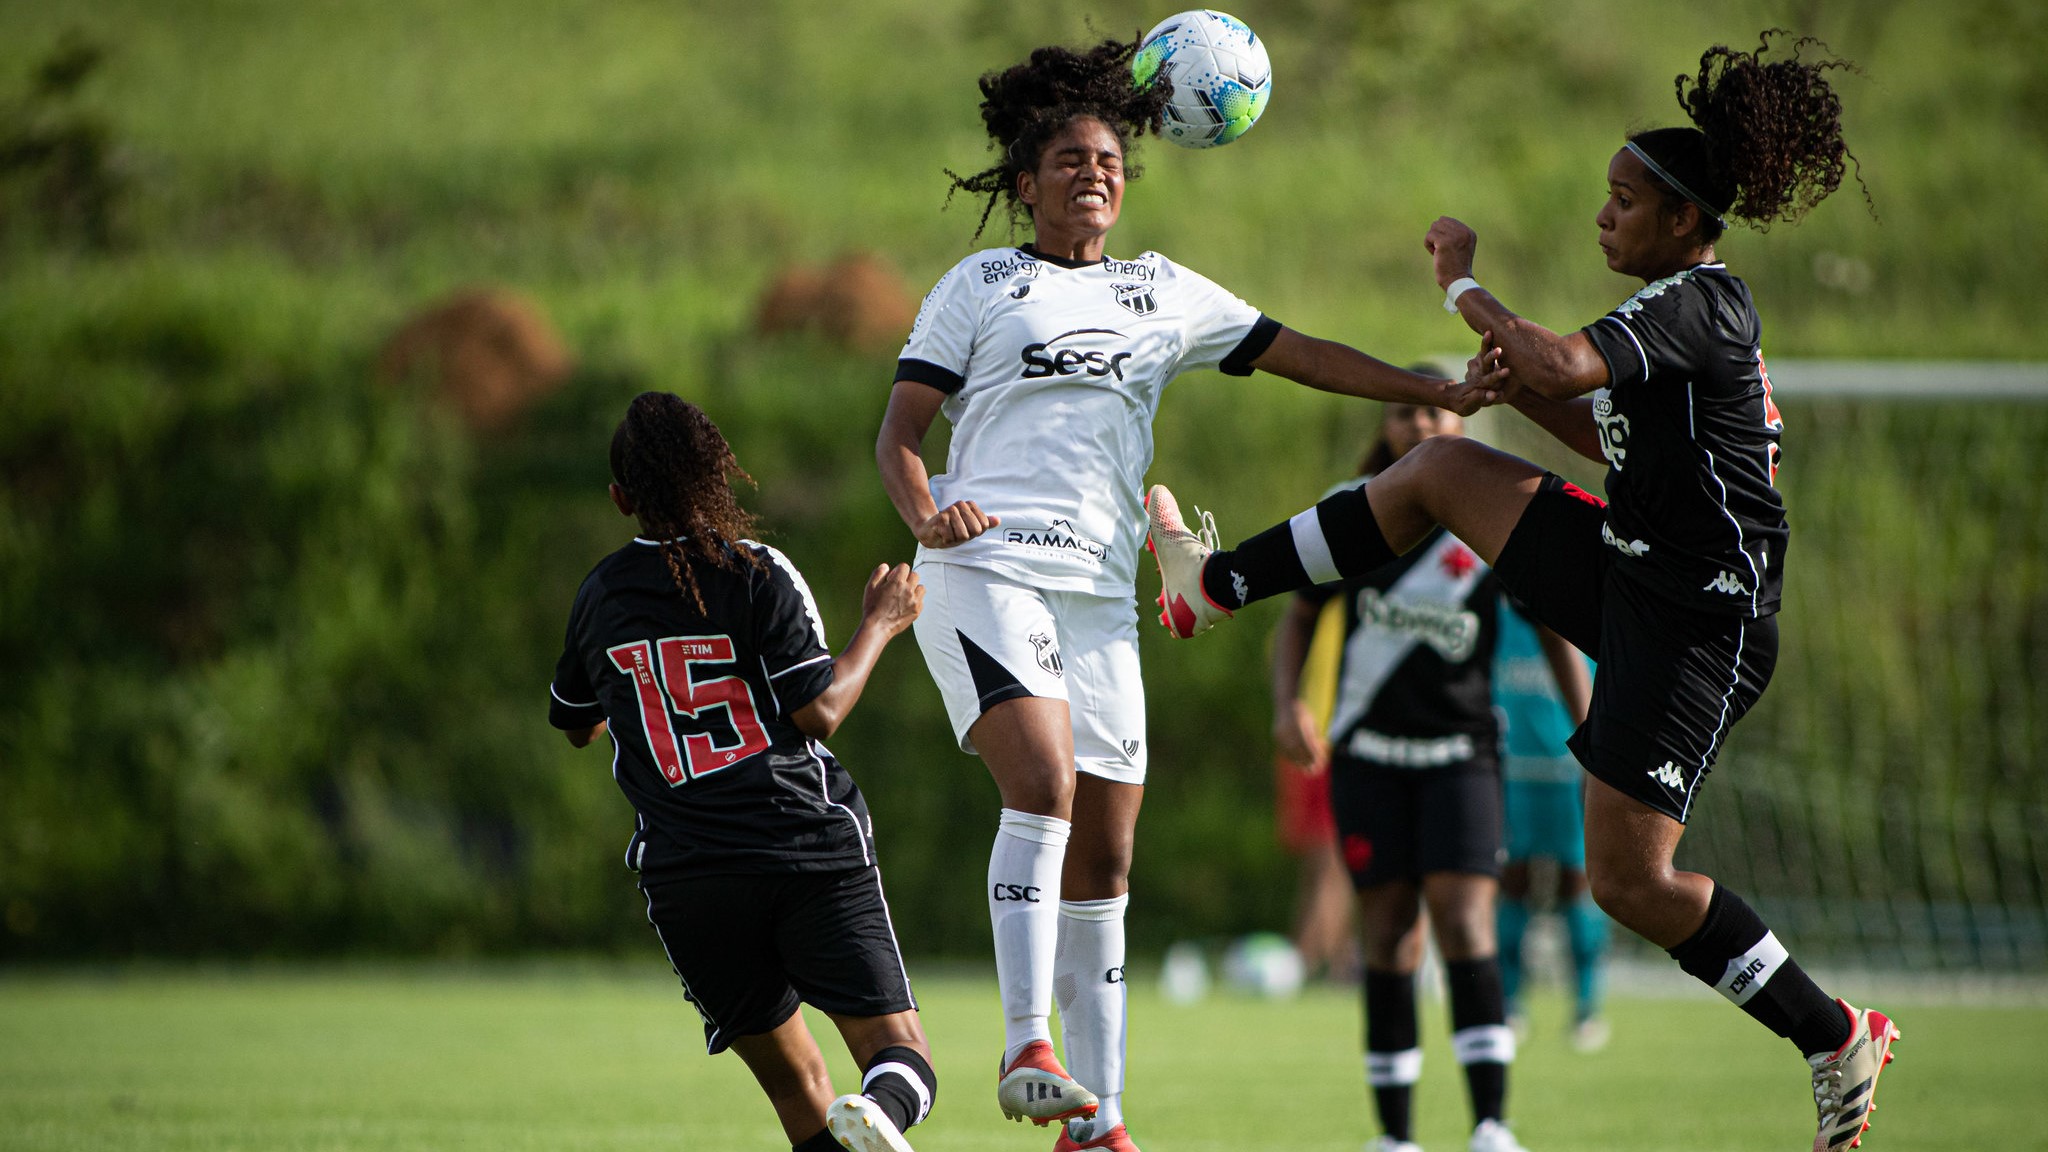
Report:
997,1040,1099,1127
1144,484,1231,639
1808,999,1900,1151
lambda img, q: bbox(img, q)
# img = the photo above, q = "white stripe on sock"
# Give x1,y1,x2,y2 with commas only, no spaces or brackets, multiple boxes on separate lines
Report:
862,1060,932,1125
1365,1047,1423,1086
1291,508,1340,585
1715,931,1789,1006
1452,1024,1517,1065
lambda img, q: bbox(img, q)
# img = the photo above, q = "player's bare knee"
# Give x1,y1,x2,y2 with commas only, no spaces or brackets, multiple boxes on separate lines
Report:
1585,862,1662,931
1432,910,1496,961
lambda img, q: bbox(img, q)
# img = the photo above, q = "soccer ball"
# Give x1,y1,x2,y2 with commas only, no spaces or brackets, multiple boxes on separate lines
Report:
1133,10,1273,149
1221,932,1305,998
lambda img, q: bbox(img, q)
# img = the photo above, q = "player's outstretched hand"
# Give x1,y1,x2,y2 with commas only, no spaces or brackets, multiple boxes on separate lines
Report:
1438,333,1507,415
1424,216,1478,290
915,500,1000,549
1466,330,1512,405
861,563,924,637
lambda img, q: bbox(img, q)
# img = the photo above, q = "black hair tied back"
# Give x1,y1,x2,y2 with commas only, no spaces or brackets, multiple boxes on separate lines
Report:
1633,29,1870,236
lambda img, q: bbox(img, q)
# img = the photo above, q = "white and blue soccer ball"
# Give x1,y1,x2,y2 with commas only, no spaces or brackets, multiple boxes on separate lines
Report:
1134,10,1273,149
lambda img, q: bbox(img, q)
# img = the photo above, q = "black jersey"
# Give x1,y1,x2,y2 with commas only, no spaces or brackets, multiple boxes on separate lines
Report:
1581,263,1788,617
1302,511,1500,769
547,537,874,875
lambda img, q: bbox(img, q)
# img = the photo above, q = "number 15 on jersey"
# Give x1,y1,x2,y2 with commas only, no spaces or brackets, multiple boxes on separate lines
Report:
607,635,769,784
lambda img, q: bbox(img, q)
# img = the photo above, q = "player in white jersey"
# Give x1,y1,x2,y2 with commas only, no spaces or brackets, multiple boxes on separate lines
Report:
874,37,1495,1152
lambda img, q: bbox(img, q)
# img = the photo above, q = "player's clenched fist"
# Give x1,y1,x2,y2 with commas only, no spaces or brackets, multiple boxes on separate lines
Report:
1424,216,1479,289
862,563,924,635
914,500,999,549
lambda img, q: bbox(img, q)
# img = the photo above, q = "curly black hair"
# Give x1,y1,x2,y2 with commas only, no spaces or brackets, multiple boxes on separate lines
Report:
1631,29,1868,242
608,392,764,613
945,36,1173,239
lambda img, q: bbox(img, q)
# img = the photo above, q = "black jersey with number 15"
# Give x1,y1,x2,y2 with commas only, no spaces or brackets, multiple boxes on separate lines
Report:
1581,263,1788,618
548,538,873,876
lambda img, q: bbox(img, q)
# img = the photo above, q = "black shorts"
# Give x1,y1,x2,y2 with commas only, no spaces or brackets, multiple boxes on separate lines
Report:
639,865,916,1053
1329,754,1504,887
1494,474,1779,822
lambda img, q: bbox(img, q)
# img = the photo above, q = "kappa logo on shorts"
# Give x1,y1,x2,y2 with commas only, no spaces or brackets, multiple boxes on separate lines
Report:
1647,761,1687,790
1028,631,1063,676
1703,569,1752,595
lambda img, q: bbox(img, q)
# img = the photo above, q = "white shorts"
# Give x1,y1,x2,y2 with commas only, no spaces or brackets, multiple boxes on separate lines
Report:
911,561,1148,785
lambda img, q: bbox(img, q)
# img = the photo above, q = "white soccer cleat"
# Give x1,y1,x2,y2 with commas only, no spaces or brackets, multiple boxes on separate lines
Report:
1366,1137,1424,1152
997,1039,1099,1127
1809,1000,1900,1151
1468,1118,1529,1152
826,1093,915,1152
1144,484,1231,639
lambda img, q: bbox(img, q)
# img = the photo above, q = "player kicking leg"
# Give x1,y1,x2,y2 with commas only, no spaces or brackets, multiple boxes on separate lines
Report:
1145,468,1899,1150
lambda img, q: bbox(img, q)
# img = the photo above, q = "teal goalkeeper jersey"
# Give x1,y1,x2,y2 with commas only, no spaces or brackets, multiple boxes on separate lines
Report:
1492,599,1592,784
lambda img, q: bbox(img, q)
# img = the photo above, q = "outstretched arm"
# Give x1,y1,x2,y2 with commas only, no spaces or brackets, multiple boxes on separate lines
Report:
1250,328,1502,416
1425,217,1611,402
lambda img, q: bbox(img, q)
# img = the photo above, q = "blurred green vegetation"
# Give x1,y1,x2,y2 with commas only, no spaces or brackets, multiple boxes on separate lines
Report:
1,0,2042,960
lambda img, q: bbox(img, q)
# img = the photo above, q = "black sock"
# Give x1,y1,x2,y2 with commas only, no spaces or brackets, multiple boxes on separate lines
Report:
1364,968,1420,1142
792,1129,840,1152
1667,884,1852,1057
860,1045,937,1132
1446,956,1511,1124
1202,484,1400,609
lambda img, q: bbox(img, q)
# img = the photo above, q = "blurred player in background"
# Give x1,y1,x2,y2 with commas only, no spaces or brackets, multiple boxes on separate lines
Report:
1491,599,1608,1051
1269,397,1531,1152
1269,594,1359,985
1147,34,1899,1151
876,35,1494,1152
550,392,937,1152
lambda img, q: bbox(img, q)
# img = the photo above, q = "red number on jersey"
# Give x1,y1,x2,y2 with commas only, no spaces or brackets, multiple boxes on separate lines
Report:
607,635,770,785
1757,351,1785,484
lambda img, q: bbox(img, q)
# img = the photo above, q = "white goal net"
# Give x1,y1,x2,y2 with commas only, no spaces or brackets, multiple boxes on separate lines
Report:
1469,361,2048,971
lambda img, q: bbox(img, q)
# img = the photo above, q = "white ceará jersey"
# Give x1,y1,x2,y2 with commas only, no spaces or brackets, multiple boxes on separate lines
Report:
898,246,1270,595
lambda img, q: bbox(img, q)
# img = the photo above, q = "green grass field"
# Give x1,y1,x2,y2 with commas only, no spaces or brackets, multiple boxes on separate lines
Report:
0,964,2031,1151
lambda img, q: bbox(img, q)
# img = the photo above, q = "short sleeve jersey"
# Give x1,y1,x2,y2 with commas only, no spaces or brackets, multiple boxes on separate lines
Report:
1581,263,1788,617
897,246,1278,596
1301,477,1500,769
547,538,873,875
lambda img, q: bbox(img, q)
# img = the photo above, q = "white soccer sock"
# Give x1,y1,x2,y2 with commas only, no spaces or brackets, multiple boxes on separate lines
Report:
1056,893,1129,1138
991,808,1069,1063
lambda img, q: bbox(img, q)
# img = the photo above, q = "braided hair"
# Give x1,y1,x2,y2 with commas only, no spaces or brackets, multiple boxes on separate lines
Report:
607,392,763,613
946,36,1173,239
1630,30,1867,243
